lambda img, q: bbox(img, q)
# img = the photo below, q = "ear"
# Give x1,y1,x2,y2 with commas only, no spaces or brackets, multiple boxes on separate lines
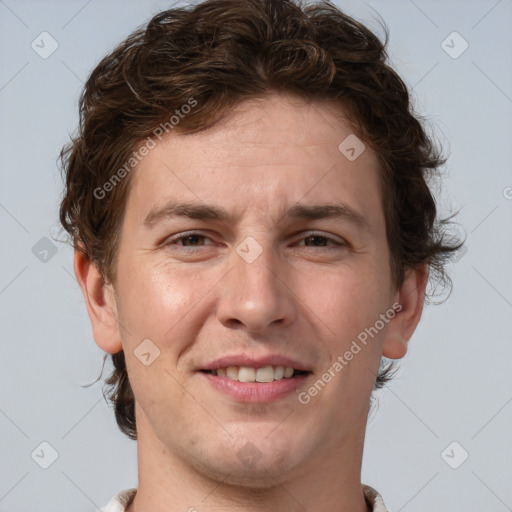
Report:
382,264,428,359
73,247,123,354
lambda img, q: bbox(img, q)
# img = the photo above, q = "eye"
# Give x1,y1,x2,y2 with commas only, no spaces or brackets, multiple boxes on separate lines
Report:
163,231,347,252
164,232,213,249
296,232,347,249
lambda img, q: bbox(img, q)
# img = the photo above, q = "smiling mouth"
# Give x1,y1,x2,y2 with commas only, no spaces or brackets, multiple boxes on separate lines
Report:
200,366,310,383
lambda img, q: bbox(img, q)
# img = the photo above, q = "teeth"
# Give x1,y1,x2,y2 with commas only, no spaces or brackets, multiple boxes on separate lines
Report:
238,367,256,382
226,366,239,380
283,366,294,378
256,366,274,383
211,365,300,382
274,366,284,380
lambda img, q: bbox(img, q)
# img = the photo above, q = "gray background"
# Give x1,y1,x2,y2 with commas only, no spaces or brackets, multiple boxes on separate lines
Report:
1,0,511,511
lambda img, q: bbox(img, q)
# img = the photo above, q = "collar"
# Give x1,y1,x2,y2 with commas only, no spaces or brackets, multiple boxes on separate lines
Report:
100,484,389,511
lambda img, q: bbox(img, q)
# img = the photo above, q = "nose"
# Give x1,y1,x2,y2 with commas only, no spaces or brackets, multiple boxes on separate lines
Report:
216,239,297,334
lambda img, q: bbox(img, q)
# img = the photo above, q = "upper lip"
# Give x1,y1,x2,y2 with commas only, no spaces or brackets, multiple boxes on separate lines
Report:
201,354,312,372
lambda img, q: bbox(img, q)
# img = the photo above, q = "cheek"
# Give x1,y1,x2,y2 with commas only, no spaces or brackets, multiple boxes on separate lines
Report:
301,260,391,343
115,262,208,410
293,273,389,424
115,258,210,351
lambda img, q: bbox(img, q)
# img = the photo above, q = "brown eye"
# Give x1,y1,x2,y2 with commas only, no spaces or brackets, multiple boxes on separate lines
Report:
297,232,346,249
165,232,213,249
303,235,331,247
177,234,205,246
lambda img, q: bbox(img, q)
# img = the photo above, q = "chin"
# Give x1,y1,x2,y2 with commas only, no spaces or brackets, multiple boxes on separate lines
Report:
194,456,298,490
189,427,311,488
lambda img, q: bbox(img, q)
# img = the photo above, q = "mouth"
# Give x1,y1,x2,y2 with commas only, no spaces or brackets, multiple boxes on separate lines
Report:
200,366,311,382
199,365,312,402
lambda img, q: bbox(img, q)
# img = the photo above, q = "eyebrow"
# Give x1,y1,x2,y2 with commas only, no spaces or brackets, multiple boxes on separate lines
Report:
143,200,370,232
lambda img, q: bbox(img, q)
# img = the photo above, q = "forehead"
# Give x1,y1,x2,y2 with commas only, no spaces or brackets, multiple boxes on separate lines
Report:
176,95,361,161
124,94,384,231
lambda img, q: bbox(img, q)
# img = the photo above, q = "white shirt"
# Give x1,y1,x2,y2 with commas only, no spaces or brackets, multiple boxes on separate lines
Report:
98,484,389,511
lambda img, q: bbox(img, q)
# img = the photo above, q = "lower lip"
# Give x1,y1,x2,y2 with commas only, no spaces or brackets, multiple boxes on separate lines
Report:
200,372,310,402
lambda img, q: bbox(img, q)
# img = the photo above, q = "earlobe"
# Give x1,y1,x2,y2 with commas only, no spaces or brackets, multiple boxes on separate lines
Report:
382,264,428,360
73,247,123,354
381,332,407,359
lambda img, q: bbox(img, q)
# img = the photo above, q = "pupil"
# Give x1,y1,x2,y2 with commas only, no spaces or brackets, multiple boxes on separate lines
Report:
184,235,201,246
306,236,326,246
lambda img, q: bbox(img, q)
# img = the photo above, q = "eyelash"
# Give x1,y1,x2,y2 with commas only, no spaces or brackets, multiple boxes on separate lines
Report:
164,231,347,251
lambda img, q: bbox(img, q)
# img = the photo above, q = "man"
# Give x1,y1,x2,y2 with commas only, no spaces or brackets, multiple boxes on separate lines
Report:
59,1,461,510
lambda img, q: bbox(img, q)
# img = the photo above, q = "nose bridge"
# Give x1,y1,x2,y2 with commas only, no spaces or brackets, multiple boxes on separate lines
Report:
216,235,295,332
235,235,278,291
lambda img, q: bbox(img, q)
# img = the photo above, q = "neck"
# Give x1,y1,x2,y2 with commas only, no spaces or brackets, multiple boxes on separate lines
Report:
126,413,371,512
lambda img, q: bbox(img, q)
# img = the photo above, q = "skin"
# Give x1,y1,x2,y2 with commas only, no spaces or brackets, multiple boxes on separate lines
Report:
75,93,427,512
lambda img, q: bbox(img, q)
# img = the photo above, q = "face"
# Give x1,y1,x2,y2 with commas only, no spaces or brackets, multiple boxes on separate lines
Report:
79,93,425,487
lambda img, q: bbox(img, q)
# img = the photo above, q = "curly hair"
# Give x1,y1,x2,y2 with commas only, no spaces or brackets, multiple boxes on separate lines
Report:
59,0,463,440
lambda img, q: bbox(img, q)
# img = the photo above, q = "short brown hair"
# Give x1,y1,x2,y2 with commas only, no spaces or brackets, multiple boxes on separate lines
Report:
59,0,463,440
